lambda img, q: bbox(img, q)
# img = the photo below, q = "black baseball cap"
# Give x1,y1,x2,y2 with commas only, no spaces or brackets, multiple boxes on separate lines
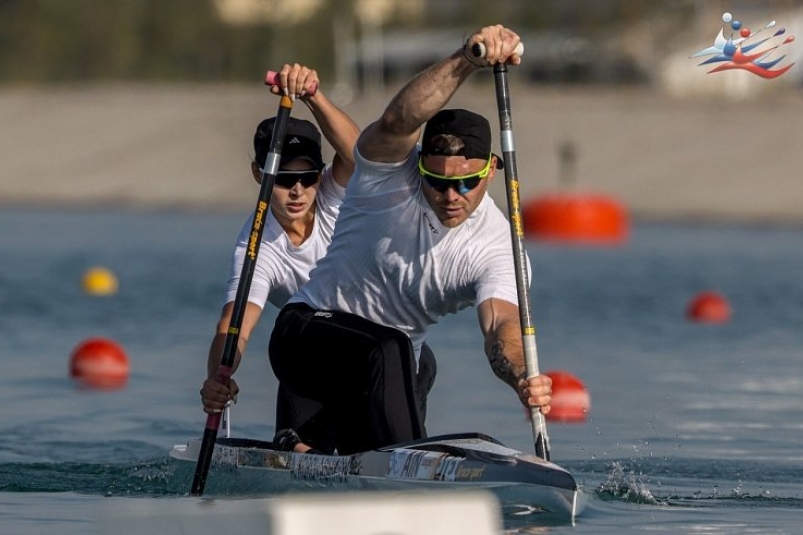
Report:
253,117,325,170
421,109,503,169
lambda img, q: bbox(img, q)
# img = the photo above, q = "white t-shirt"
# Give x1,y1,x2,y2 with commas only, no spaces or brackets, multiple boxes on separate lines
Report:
290,147,524,358
225,166,346,309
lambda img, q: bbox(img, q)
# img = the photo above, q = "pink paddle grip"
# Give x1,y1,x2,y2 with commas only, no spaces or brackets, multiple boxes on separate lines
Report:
264,70,318,96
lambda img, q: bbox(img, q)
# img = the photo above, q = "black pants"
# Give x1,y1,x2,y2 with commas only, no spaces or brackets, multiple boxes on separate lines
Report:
269,303,434,455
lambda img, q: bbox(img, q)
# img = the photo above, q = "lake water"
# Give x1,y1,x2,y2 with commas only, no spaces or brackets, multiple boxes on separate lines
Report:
2,207,803,534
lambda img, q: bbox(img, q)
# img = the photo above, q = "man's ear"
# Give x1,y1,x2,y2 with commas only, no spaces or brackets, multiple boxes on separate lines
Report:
488,155,500,182
251,161,263,184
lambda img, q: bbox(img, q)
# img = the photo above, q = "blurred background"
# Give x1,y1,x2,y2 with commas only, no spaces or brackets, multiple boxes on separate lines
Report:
5,5,803,533
1,0,802,224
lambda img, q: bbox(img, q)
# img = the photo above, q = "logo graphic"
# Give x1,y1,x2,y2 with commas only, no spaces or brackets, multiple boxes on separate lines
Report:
691,12,795,79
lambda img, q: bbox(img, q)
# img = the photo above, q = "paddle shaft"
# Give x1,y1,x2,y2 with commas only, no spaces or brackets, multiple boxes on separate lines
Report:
490,60,552,462
190,91,295,496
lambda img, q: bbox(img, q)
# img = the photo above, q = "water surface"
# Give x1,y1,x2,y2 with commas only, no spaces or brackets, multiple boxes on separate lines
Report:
2,208,803,533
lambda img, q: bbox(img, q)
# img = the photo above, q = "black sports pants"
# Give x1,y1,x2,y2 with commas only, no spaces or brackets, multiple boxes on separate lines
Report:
269,303,431,455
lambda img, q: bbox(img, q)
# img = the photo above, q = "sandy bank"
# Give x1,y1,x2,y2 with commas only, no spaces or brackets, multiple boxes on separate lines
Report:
2,83,802,225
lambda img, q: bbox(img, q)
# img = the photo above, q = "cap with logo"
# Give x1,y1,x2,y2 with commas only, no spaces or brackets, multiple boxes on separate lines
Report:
253,117,325,170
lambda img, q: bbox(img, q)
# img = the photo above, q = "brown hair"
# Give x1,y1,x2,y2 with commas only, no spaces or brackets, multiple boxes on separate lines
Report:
424,134,466,156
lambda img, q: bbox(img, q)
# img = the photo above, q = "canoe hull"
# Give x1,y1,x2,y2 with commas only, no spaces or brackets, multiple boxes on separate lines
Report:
169,432,583,519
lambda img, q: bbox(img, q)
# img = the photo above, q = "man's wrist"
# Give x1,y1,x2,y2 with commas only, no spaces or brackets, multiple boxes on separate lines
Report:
462,41,484,68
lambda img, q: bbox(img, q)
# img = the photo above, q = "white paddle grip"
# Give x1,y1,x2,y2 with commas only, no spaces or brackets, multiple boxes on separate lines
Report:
471,41,525,60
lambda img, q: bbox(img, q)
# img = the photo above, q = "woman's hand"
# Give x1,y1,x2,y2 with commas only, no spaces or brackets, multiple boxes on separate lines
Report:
200,375,239,415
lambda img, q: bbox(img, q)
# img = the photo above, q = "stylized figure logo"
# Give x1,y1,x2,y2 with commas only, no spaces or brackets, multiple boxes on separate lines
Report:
691,12,795,79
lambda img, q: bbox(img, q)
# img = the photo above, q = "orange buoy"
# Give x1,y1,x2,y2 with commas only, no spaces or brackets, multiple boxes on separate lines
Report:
82,266,119,296
686,291,731,324
544,370,590,423
69,337,130,389
522,193,628,245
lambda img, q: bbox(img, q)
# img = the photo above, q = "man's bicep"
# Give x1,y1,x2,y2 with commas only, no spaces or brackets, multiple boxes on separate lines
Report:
357,120,421,164
477,297,520,338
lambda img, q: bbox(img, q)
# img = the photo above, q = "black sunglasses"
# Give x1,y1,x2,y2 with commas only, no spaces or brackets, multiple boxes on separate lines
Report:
272,170,321,189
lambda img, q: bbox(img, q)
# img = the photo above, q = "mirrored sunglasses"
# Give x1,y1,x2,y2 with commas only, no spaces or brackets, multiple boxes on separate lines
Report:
418,155,492,195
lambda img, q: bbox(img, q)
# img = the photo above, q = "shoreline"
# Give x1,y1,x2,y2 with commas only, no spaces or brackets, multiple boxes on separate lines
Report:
3,84,802,225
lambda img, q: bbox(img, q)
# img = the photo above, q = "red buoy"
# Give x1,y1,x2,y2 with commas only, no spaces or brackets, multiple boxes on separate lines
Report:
544,370,590,423
686,291,731,324
522,193,628,245
69,337,130,389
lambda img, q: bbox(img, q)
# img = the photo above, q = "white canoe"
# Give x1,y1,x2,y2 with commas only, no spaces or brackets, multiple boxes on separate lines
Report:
169,432,584,519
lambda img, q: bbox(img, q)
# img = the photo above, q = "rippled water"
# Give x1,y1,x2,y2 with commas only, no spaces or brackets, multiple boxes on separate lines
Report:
3,208,803,534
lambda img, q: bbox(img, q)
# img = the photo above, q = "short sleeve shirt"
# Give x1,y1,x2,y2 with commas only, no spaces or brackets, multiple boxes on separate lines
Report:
225,166,345,309
291,147,523,357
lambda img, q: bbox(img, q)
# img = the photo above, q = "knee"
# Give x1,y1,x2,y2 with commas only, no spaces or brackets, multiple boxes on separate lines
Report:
417,343,437,390
371,331,414,365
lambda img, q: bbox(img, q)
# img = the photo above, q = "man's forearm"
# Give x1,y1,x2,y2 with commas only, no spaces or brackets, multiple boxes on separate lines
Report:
382,49,480,135
485,326,527,390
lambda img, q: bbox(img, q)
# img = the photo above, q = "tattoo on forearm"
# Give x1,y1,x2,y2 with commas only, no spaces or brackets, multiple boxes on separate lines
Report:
488,339,525,388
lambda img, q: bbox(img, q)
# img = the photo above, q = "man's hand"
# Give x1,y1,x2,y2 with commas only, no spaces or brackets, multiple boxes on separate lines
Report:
463,24,522,67
518,374,552,415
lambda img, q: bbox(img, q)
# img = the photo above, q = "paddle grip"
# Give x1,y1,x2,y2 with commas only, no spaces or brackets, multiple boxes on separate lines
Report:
471,41,524,58
471,41,525,60
265,70,318,96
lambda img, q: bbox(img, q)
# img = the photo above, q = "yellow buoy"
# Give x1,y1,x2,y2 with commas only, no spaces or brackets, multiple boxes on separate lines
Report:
82,266,119,296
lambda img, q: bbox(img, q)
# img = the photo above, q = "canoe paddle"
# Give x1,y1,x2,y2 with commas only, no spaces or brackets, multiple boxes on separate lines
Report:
473,41,551,461
190,71,306,496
